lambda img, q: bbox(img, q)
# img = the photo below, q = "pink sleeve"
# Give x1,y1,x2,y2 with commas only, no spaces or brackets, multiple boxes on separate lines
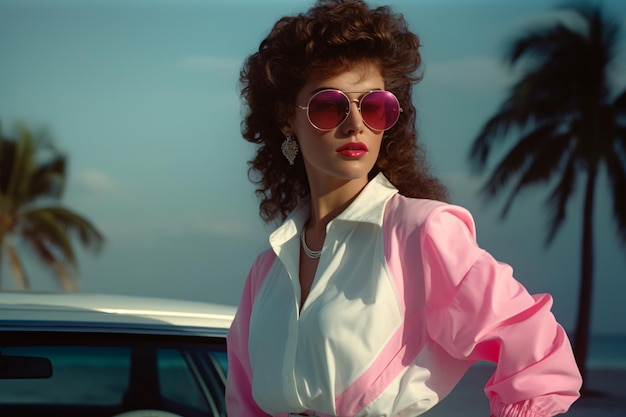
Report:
225,250,276,417
421,206,582,417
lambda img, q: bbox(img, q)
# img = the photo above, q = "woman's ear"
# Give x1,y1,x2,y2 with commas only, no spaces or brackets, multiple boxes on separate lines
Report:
280,125,292,137
275,101,294,135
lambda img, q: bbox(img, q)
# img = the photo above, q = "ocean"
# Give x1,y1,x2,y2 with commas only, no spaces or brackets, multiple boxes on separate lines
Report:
588,334,626,369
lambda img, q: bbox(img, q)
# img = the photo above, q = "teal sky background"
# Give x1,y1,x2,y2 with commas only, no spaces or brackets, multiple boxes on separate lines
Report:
1,0,625,335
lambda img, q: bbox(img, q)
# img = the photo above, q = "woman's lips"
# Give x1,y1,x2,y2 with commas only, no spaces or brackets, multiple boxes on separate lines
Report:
336,142,368,158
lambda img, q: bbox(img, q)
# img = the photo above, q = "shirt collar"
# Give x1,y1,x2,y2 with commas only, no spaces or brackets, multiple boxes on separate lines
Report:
269,173,398,253
334,172,398,226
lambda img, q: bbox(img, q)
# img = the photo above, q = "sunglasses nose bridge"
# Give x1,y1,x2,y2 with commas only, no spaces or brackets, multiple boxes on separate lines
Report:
350,98,362,115
342,96,366,128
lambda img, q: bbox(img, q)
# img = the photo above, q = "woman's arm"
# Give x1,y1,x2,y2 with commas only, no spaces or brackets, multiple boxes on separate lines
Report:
421,207,582,417
225,251,276,417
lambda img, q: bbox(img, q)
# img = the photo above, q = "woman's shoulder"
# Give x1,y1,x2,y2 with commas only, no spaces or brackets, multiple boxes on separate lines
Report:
244,247,278,299
384,194,474,231
251,247,277,273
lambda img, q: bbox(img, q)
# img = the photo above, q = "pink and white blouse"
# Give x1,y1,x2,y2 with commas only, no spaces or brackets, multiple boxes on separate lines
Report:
226,173,582,417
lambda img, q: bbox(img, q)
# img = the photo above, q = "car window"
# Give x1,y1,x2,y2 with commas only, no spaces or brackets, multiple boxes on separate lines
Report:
0,332,227,417
0,346,131,405
158,348,210,412
212,351,228,376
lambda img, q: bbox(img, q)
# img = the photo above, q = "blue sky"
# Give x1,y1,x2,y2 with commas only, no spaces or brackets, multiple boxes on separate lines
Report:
1,0,625,335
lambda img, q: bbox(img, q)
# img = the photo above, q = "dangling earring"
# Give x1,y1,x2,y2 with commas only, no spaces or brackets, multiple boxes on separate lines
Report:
281,132,299,165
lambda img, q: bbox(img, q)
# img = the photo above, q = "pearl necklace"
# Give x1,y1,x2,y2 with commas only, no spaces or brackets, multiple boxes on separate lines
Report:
300,229,322,259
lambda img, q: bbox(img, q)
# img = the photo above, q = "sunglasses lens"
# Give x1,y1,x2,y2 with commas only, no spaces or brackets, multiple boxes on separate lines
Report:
307,90,350,130
360,91,401,131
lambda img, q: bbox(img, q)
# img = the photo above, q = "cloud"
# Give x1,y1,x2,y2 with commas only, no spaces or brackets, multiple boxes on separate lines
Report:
159,216,255,240
188,219,250,238
422,8,626,95
440,172,484,203
71,169,118,194
177,55,241,72
422,56,517,93
510,9,586,32
90,217,258,249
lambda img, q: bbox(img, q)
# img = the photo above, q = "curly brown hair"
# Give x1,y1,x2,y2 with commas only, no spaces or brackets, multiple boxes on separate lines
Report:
240,0,448,223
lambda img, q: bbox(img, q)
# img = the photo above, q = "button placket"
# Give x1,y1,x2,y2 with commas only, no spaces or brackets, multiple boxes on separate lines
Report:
282,303,303,407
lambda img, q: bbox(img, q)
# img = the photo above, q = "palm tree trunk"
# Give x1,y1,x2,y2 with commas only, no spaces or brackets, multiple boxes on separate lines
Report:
7,242,29,290
0,246,3,290
573,167,597,394
52,261,78,293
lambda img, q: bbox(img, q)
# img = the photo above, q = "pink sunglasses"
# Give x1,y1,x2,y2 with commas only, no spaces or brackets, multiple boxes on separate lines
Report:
297,89,402,131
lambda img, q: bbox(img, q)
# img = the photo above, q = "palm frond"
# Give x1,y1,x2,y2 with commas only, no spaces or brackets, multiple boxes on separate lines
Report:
4,127,36,206
20,209,78,267
504,2,620,116
469,105,520,171
27,155,67,202
506,23,584,69
499,131,575,217
0,134,10,195
470,73,578,169
1,125,69,207
27,235,78,292
26,207,105,251
481,122,561,196
582,2,621,65
503,83,556,129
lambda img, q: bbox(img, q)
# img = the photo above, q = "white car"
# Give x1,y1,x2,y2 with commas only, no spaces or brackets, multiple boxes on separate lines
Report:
0,292,236,417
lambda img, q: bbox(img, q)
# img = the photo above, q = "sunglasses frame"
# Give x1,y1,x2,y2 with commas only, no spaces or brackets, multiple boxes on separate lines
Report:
297,89,402,131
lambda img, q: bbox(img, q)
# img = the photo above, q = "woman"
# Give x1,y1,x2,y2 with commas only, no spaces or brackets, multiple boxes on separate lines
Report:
226,1,582,416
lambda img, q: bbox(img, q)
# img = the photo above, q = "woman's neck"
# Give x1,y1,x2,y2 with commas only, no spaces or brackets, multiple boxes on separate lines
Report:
306,177,368,233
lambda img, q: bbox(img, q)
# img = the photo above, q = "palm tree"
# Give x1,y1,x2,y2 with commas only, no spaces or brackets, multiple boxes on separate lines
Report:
468,2,626,390
0,123,105,292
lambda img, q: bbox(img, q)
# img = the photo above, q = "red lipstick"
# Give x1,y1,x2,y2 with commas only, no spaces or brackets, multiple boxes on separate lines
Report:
336,142,368,158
